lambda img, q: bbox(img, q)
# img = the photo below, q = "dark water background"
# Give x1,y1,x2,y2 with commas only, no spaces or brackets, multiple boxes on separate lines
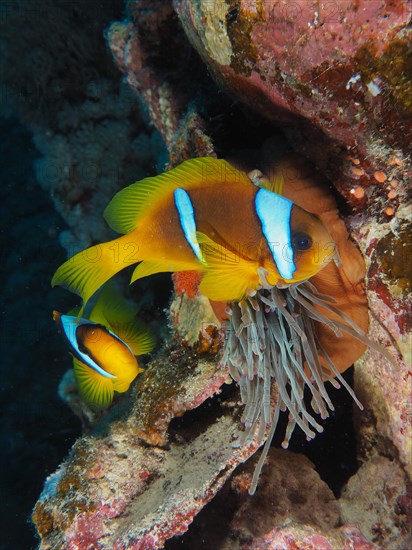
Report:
0,119,81,548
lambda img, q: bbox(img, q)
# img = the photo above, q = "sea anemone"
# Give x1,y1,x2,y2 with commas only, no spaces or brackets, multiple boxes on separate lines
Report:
216,153,395,494
168,156,395,495
221,276,393,494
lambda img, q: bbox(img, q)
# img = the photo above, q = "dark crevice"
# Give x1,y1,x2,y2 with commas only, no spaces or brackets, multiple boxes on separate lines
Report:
167,382,239,446
167,365,358,499
280,367,359,497
165,368,358,550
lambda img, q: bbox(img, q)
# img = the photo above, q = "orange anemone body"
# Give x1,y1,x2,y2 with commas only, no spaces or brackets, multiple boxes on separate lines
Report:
269,155,369,375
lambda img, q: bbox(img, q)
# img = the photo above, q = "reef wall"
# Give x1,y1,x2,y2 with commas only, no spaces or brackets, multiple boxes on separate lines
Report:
32,1,411,548
0,0,163,253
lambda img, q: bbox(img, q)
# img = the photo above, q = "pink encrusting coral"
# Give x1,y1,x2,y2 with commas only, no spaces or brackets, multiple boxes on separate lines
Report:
174,0,411,220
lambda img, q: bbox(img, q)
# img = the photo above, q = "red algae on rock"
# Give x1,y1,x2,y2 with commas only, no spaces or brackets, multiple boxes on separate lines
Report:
172,270,202,299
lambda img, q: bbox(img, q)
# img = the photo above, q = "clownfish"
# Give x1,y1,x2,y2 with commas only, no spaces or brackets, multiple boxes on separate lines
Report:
53,284,154,409
52,158,336,304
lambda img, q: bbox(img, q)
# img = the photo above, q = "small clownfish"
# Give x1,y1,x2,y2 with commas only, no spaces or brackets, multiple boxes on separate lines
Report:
52,158,337,305
53,284,154,409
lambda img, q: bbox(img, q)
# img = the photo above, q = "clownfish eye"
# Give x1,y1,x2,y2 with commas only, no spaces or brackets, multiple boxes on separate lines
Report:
292,231,313,251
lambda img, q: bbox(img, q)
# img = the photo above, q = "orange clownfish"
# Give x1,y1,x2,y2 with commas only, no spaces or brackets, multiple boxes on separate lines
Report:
53,284,154,409
52,158,336,305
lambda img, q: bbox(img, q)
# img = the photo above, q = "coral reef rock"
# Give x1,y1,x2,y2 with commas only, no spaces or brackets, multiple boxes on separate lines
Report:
106,1,215,165
175,0,411,203
33,343,263,549
32,0,411,548
0,0,161,252
33,80,157,251
170,449,380,549
227,449,341,543
340,455,411,548
349,207,412,479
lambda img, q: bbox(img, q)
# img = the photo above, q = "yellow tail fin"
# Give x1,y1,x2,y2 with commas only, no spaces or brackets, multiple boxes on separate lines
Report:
52,233,141,306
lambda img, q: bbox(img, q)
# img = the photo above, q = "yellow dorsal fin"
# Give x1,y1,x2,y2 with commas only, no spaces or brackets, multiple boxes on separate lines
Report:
104,158,251,234
73,357,114,409
196,232,260,302
254,172,284,194
130,258,205,284
247,169,284,195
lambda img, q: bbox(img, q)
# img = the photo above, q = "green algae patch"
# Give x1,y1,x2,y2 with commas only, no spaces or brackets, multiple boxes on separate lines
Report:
355,38,412,113
226,0,264,76
376,228,412,294
130,342,226,447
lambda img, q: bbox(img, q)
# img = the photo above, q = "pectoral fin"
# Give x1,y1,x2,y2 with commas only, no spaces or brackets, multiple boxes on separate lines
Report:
73,358,114,409
115,319,155,356
196,232,260,302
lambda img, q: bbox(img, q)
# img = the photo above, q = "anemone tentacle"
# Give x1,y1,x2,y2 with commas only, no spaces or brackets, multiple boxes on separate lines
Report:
220,280,391,495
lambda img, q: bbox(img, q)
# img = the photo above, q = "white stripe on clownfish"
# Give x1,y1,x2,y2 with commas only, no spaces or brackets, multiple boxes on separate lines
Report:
174,188,204,263
254,188,296,280
59,315,117,378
